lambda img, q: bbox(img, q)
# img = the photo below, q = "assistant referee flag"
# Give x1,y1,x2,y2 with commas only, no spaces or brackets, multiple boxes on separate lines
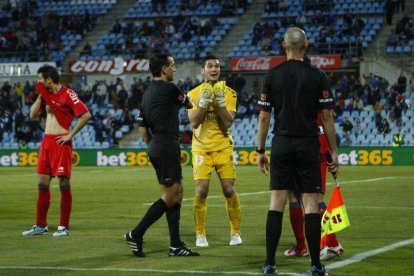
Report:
321,186,350,248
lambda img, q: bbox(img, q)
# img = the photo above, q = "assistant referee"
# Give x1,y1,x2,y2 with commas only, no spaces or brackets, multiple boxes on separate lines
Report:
257,27,339,276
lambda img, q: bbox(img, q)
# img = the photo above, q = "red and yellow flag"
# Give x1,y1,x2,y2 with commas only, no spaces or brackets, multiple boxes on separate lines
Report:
321,186,350,248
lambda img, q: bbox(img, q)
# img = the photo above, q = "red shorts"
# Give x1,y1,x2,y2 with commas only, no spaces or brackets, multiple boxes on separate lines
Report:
320,153,327,194
37,134,73,178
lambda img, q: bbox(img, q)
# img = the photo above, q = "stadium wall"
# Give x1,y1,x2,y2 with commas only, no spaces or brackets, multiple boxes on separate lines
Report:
1,147,413,167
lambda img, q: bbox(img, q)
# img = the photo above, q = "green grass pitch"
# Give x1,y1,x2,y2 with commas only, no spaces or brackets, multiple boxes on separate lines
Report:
0,166,413,275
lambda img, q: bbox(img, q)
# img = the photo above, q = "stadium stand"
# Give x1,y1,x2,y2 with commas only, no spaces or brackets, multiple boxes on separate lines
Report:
0,0,413,150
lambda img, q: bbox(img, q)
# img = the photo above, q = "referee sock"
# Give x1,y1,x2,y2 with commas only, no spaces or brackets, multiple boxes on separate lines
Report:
305,213,322,268
225,194,241,235
289,202,306,250
166,203,182,247
193,195,207,236
36,183,50,228
131,198,168,239
319,202,339,248
265,210,283,266
59,183,72,229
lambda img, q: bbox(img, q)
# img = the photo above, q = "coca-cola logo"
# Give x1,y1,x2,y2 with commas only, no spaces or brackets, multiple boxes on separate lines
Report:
68,58,149,74
234,57,272,71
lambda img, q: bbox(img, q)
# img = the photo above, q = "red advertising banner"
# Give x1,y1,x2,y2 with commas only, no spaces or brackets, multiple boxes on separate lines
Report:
231,55,341,71
68,58,149,75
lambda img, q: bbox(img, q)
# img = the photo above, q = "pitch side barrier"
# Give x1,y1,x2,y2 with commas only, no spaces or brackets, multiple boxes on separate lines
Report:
0,147,413,167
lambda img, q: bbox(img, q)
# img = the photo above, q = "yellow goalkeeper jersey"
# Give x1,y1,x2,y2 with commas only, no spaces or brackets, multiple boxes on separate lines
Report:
188,83,237,152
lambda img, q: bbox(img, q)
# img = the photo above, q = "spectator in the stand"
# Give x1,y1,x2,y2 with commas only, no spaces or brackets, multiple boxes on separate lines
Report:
397,72,407,94
385,0,394,25
373,101,384,114
183,77,194,92
14,82,24,106
295,12,307,28
379,118,391,134
392,130,404,147
234,74,246,94
332,101,343,119
390,101,403,126
112,19,122,34
81,42,92,56
353,96,364,111
340,117,353,135
96,80,108,107
13,107,25,132
80,79,92,104
353,118,364,136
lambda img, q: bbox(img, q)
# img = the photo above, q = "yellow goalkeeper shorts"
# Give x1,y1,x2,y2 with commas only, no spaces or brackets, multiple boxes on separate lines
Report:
192,147,236,180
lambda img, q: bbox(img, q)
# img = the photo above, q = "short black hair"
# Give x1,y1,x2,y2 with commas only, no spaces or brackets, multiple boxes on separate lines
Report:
149,54,171,77
201,54,220,68
37,65,60,83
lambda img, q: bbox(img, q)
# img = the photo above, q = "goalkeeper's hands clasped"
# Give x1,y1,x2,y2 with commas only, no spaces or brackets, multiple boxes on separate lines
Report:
198,83,214,109
213,81,226,107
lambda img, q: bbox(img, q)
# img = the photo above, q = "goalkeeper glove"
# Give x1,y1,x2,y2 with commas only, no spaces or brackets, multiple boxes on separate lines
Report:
213,81,226,107
198,83,213,109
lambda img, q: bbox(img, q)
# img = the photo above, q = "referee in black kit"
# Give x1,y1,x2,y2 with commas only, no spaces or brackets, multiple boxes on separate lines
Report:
124,53,199,257
256,28,338,276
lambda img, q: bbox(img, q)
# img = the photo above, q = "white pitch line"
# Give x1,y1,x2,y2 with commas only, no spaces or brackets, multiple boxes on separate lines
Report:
0,266,302,275
0,239,413,275
326,238,414,270
144,176,405,205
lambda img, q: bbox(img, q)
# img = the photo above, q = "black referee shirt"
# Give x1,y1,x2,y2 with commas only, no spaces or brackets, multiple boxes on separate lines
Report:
138,80,186,138
258,59,334,137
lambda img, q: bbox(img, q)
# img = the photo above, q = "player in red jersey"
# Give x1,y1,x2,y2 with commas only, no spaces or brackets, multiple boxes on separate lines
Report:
284,113,344,260
22,65,91,237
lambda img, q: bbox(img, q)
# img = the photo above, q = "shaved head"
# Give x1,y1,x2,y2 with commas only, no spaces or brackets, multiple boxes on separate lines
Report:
283,27,307,52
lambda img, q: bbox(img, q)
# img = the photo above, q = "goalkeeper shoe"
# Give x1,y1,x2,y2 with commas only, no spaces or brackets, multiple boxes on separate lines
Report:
124,231,145,257
229,234,242,245
262,264,277,276
169,243,200,256
22,225,48,236
320,243,343,261
310,265,329,276
284,246,309,257
53,226,69,237
196,235,209,247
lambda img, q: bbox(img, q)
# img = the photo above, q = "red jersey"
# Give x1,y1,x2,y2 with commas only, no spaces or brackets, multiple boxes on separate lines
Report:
317,114,330,154
36,82,89,130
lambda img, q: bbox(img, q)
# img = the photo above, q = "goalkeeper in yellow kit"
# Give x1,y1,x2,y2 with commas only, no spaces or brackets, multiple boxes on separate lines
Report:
187,55,241,247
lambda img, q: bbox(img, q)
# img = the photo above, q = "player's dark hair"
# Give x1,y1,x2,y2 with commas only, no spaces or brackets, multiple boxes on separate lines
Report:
201,54,220,68
149,53,171,77
37,65,59,83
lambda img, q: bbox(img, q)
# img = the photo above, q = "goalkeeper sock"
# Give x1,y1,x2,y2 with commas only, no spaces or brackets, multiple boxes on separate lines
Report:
305,213,322,268
265,210,283,266
289,202,306,250
166,203,182,247
225,194,241,235
131,198,168,239
36,183,50,228
59,183,72,229
193,195,207,236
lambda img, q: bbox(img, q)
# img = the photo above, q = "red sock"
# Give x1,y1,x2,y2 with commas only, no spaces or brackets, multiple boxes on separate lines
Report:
36,184,50,227
289,202,306,250
60,184,72,229
319,202,339,247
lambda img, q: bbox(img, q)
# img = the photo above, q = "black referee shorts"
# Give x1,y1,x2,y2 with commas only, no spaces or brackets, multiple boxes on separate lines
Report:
147,138,183,186
269,135,321,193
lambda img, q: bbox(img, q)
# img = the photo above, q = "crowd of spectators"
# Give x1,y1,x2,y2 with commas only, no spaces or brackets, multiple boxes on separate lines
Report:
0,1,96,65
1,70,412,148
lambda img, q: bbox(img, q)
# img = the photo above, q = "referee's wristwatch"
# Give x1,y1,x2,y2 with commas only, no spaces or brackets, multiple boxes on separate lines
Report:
255,148,266,154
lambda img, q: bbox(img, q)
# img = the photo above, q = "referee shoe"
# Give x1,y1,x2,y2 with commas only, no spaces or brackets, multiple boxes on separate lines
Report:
124,231,145,257
169,243,200,257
